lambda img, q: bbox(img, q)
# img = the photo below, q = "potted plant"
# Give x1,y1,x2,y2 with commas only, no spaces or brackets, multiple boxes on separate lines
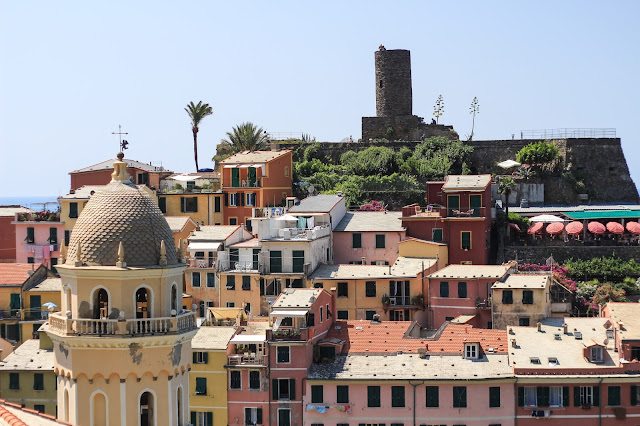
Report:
411,294,424,307
381,294,391,309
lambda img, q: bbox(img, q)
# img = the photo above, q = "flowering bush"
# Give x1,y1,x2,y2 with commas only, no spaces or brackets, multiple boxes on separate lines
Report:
359,200,384,211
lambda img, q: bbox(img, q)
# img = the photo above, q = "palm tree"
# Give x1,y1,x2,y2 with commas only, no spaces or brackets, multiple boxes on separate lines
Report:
498,177,517,217
215,122,269,161
185,101,213,172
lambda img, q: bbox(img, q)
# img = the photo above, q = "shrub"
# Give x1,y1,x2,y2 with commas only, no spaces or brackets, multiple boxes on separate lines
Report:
516,141,561,166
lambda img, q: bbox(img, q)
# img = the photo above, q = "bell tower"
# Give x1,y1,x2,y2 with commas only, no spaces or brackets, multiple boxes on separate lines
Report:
47,153,197,426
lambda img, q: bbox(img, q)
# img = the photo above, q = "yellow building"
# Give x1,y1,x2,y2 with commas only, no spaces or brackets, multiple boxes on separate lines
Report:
398,237,448,267
0,338,56,416
20,276,61,344
491,274,551,329
159,192,225,226
46,153,197,426
307,256,438,323
189,326,236,426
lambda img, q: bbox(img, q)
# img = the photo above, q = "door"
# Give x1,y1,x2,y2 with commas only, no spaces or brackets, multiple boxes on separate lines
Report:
29,295,41,321
248,167,256,187
447,195,460,216
470,194,482,217
231,168,240,187
292,250,305,273
270,251,282,273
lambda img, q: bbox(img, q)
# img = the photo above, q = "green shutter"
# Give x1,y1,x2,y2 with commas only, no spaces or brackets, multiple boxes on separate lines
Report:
432,228,443,242
608,386,620,406
518,387,524,407
203,352,208,364
593,386,599,406
191,412,196,425
256,408,262,424
574,386,581,406
224,193,229,206
489,386,500,408
352,233,361,248
192,352,197,363
461,231,471,250
426,386,439,407
311,385,323,403
289,379,295,400
337,385,349,403
537,386,549,407
193,197,198,212
195,377,207,395
232,168,239,187
180,197,185,213
563,387,570,407
206,412,213,426
26,227,34,243
272,379,279,400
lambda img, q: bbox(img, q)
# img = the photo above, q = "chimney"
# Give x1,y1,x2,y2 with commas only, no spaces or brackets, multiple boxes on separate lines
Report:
537,322,542,332
563,323,568,334
511,338,517,348
361,257,366,265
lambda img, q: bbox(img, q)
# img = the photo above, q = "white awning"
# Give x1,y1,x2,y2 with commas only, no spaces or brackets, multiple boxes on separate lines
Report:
187,242,221,251
275,214,299,222
223,165,238,169
239,164,251,168
230,334,266,344
272,317,283,332
497,159,521,169
170,174,200,181
270,310,309,317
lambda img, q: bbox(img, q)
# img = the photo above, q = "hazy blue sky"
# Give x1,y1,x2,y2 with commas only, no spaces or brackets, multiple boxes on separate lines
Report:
1,1,638,197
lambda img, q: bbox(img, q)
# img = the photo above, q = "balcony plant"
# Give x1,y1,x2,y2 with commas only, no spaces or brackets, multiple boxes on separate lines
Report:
381,294,391,309
411,294,424,308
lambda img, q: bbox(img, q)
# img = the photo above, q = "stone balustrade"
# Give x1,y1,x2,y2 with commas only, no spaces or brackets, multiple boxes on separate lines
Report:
48,311,197,336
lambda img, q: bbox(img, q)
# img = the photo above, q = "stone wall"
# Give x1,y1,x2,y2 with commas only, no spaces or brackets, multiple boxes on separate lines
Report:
361,117,458,142
375,49,412,117
505,245,640,264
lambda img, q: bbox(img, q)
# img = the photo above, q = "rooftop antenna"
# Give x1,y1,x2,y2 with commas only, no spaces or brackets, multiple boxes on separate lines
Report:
112,124,129,152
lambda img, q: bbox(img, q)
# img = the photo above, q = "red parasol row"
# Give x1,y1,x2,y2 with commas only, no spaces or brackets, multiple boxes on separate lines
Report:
627,221,640,235
606,221,625,235
565,221,583,235
527,222,544,234
528,220,636,236
587,221,606,234
546,222,564,235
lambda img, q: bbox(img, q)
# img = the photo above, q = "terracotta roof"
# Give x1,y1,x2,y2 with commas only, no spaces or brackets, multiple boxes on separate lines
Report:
189,225,240,242
65,179,177,267
0,398,71,425
0,264,37,286
228,237,260,248
442,174,491,191
429,263,513,279
220,150,291,164
70,158,170,174
325,321,507,355
164,216,196,233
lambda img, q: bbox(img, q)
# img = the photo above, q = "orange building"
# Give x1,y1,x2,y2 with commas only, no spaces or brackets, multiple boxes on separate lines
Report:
219,150,293,231
69,157,173,191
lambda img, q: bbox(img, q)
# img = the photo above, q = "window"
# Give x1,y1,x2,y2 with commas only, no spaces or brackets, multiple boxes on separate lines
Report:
337,310,348,320
502,290,513,304
48,227,58,244
392,386,405,407
34,405,45,413
367,386,381,407
375,234,386,249
352,233,362,248
244,407,263,425
272,378,295,401
319,306,323,322
522,290,534,304
9,373,19,389
195,377,207,395
365,310,376,320
489,386,500,407
519,317,530,326
439,281,449,297
193,351,208,364
432,228,443,242
230,218,237,225
230,193,238,206
631,385,640,406
337,282,348,297
337,385,349,403
65,230,70,246
458,282,467,298
69,202,78,218
249,371,260,390
246,193,256,206
27,257,34,264
192,272,201,287
226,302,235,308
230,248,240,264
461,231,471,250
306,312,315,326
278,408,291,426
231,168,240,187
311,385,324,403
453,386,467,408
284,166,289,177
270,251,282,273
181,197,198,213
292,250,305,273
523,387,537,406
549,386,563,407
230,371,241,390
464,343,478,359
608,386,620,406
158,197,167,213
192,411,213,426
426,386,439,407
226,275,235,290
242,276,251,291
277,346,290,363
447,194,460,216
365,281,376,297
590,346,603,362
26,227,35,243
576,386,597,406
214,196,221,212
205,272,215,288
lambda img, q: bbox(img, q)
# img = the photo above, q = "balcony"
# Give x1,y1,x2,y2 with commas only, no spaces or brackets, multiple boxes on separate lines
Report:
265,225,331,241
48,311,197,336
446,207,489,218
476,297,491,309
266,328,310,341
217,260,262,273
0,309,21,321
227,353,267,366
188,258,216,268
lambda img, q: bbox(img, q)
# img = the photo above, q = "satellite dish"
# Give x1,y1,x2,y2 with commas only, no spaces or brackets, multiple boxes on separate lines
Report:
308,185,315,194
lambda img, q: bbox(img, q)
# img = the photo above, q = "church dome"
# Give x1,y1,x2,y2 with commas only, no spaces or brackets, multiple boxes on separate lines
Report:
66,153,178,267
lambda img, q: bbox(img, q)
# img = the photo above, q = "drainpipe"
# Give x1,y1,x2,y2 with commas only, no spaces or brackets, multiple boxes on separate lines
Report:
598,378,603,426
409,380,424,426
267,340,272,425
514,377,518,426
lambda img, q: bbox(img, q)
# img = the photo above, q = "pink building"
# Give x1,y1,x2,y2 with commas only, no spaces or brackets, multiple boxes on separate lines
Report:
332,211,405,265
226,288,334,426
428,263,515,329
304,320,514,425
13,211,64,272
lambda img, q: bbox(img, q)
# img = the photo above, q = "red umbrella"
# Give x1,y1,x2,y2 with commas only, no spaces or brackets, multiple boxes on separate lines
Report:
606,221,624,234
626,221,640,235
587,221,606,235
509,223,521,232
565,221,584,235
527,222,544,234
546,222,565,235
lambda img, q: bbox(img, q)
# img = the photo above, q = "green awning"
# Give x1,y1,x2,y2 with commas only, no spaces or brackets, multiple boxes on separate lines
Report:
564,211,640,220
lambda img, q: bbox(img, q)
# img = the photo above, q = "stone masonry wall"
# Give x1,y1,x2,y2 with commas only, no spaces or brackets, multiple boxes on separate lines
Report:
505,245,640,264
375,49,412,117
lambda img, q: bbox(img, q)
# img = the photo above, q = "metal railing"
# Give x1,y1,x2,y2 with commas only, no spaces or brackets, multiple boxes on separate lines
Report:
48,311,197,336
518,128,616,139
217,260,261,273
267,132,304,141
227,353,266,366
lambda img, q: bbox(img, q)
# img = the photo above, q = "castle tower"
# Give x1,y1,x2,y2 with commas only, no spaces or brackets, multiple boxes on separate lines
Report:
375,48,412,117
46,153,197,426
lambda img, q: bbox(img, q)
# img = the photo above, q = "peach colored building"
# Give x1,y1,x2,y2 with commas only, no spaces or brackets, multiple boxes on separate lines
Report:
332,211,405,265
428,263,515,330
0,206,32,262
13,212,64,272
69,157,172,191
305,321,515,425
220,150,293,230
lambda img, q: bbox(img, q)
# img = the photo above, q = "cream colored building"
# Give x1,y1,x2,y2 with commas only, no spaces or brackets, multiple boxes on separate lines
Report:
46,153,197,426
491,274,551,330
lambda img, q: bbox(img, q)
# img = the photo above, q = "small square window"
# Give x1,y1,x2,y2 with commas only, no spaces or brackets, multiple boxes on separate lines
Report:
277,346,290,363
375,234,386,249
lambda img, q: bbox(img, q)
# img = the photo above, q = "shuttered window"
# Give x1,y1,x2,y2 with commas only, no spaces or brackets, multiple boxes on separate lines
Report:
230,371,241,390
440,281,449,297
461,231,471,250
367,386,380,407
195,377,207,395
391,386,405,407
26,227,35,243
337,385,349,403
365,281,376,297
352,233,362,248
453,386,467,407
426,386,439,407
490,386,501,407
69,202,78,218
311,385,323,403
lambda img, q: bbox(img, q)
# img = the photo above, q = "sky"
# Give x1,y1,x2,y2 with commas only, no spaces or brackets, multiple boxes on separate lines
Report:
1,1,639,197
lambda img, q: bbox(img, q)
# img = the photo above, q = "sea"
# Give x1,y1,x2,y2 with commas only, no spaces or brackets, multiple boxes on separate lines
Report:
0,196,60,211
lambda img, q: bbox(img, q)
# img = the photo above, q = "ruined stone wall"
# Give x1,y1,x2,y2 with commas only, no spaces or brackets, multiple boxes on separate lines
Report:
375,49,412,117
361,117,458,142
505,245,640,264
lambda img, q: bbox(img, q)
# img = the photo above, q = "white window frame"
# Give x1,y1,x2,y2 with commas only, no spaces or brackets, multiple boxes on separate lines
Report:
194,352,206,364
549,386,563,407
244,407,261,425
524,386,537,407
580,386,594,406
246,193,256,206
464,343,479,360
277,378,292,400
590,346,603,363
195,411,209,426
230,193,238,207
277,408,291,426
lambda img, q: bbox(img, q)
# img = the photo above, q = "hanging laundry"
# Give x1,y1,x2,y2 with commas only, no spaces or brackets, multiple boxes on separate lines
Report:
43,245,51,259
25,245,34,253
34,246,44,259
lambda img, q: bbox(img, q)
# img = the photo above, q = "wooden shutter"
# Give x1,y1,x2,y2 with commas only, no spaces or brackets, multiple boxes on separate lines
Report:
193,197,198,212
563,387,570,407
426,386,439,407
272,379,279,400
289,379,295,400
632,385,638,406
593,386,600,406
537,386,549,407
256,408,262,424
206,412,213,426
192,352,197,363
518,387,524,407
574,386,581,406
224,193,229,206
180,197,185,213
203,352,208,364
191,412,196,426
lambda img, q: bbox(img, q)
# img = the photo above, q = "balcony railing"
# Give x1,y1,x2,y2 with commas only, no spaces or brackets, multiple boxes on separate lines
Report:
48,311,197,336
227,353,266,366
217,260,261,273
188,258,216,268
476,297,491,309
266,328,310,341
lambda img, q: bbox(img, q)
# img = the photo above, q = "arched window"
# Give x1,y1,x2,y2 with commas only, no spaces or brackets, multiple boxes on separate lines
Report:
93,288,109,319
140,391,154,426
136,288,149,319
176,386,182,425
171,285,178,312
63,389,70,421
65,286,72,313
91,391,108,426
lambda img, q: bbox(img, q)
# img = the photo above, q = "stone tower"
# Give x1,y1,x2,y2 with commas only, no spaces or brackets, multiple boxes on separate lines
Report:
46,153,197,426
375,48,413,117
362,46,458,141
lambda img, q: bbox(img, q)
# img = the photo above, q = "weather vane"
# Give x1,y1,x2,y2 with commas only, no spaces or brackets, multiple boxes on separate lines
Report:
112,124,129,151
